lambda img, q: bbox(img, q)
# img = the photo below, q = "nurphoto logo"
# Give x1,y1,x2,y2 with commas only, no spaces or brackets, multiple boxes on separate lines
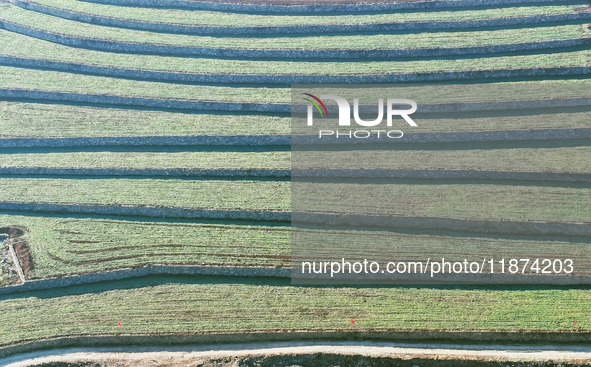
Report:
303,93,418,139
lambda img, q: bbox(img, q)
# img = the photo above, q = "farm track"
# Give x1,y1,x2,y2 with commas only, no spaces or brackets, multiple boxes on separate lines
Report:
2,56,591,85
1,20,589,60
76,0,588,15
7,0,591,36
8,341,591,367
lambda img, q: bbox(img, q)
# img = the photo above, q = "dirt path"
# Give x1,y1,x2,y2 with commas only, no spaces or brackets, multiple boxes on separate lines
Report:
4,340,591,366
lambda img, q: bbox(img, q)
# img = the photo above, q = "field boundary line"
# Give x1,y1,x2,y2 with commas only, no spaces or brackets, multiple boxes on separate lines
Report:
1,20,589,60
1,89,590,115
8,0,591,36
1,168,591,183
0,202,589,237
2,56,591,85
0,265,290,296
0,129,590,147
76,0,586,15
0,202,291,222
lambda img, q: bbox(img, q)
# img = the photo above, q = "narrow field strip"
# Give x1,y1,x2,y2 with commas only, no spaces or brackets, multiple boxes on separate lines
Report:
3,31,590,76
0,145,590,174
3,102,591,138
4,214,585,280
0,135,293,148
1,281,591,350
0,267,291,296
8,0,591,36
6,5,586,51
0,102,291,137
296,181,591,223
3,56,591,86
18,0,588,26
0,178,290,212
0,199,589,235
1,88,590,116
0,178,590,223
0,202,290,221
0,167,292,178
1,19,588,60
0,214,291,279
76,0,588,15
2,66,590,106
0,88,289,113
1,168,591,183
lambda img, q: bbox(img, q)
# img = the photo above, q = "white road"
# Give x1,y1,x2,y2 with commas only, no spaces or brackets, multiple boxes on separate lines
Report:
3,340,591,366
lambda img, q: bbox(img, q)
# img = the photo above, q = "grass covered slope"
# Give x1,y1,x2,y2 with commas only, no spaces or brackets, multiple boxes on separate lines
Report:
2,4,588,50
0,0,589,351
18,0,589,27
0,281,590,348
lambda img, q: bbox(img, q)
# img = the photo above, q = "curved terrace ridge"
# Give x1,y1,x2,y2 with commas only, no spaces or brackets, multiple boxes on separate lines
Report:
7,0,591,36
2,56,591,85
1,20,589,60
0,202,590,237
77,0,586,15
1,89,590,115
0,168,590,183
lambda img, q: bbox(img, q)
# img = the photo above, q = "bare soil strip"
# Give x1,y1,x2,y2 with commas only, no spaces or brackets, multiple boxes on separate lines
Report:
5,341,591,367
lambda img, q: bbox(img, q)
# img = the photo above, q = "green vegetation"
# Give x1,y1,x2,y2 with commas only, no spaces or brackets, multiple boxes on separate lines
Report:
298,182,591,222
0,0,589,350
0,282,590,347
2,31,590,76
0,102,291,137
2,5,588,50
10,214,584,280
0,66,289,103
0,177,590,222
28,0,587,26
299,145,591,173
2,145,591,173
0,178,289,211
1,101,591,138
0,151,292,170
3,66,591,106
0,214,289,278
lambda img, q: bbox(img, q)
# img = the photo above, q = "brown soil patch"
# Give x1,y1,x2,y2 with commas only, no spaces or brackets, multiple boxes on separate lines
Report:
0,225,33,278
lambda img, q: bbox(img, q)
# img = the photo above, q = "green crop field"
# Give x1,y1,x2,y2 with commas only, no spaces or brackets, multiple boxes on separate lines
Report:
2,31,590,76
0,101,292,137
3,5,587,50
0,152,293,170
10,214,586,280
25,0,588,26
0,178,590,222
0,214,290,278
1,282,590,348
1,145,590,172
0,0,590,360
0,178,290,210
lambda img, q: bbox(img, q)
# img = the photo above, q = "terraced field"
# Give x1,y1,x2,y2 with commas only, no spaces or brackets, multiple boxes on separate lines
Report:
0,0,590,362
